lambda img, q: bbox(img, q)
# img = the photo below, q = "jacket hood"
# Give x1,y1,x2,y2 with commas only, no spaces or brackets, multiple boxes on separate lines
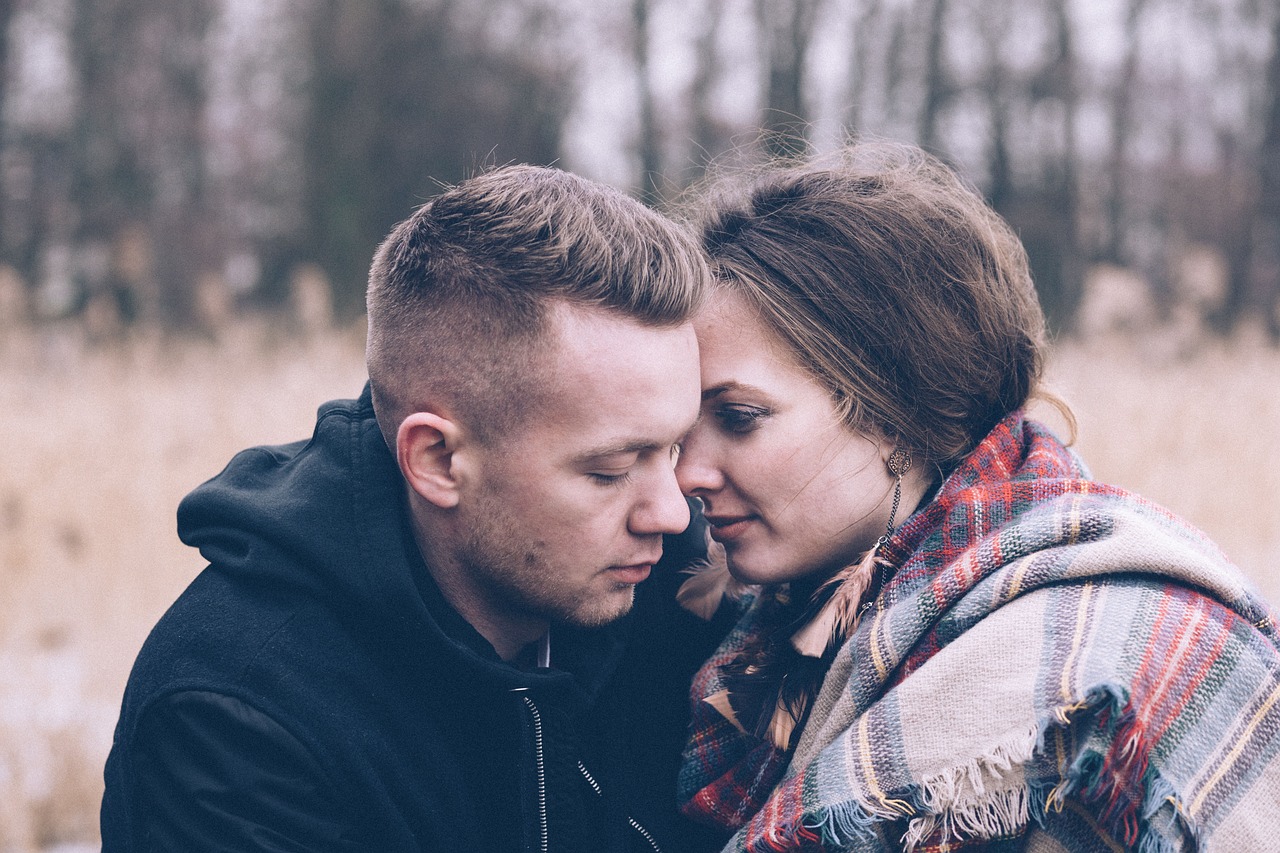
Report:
176,383,624,699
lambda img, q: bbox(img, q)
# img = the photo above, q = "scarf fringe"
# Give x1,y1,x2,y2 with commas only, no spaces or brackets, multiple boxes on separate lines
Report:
900,723,1040,850
801,800,881,848
801,684,1197,852
1045,684,1197,852
1137,772,1198,853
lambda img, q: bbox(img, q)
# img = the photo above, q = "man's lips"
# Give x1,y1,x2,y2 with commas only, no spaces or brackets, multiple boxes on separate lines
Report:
704,515,754,542
607,558,659,584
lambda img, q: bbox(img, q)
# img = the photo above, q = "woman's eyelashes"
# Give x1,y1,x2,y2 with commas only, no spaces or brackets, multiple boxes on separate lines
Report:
715,404,772,434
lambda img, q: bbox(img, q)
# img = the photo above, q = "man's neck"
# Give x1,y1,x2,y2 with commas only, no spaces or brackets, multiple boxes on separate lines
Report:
458,605,547,662
510,631,552,669
409,506,548,662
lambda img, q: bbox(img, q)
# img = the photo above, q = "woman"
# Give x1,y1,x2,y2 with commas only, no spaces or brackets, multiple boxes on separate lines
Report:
673,143,1280,852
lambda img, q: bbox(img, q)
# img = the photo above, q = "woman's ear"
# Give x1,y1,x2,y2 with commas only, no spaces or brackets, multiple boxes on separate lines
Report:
397,412,466,509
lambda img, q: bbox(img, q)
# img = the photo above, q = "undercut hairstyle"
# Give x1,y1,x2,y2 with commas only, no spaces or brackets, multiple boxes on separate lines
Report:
697,142,1064,477
366,164,709,448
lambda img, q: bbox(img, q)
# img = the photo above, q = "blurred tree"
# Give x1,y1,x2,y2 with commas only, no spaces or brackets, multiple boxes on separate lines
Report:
633,0,662,202
0,0,11,153
916,0,952,155
757,0,823,158
294,0,570,319
1255,10,1280,340
843,0,884,133
1102,0,1152,267
686,0,732,185
972,3,1015,214
0,0,1274,339
1192,0,1280,338
0,0,13,270
964,0,1084,333
1,0,80,308
203,0,310,311
1028,0,1084,332
1202,132,1253,330
69,0,219,327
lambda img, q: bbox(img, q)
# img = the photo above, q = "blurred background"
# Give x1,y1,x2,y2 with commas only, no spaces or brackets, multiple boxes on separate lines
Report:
2,0,1278,849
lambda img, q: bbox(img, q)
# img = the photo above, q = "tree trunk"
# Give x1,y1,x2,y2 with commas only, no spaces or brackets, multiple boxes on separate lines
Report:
1103,0,1149,266
977,7,1012,213
1253,12,1280,340
0,0,11,155
687,0,728,185
1050,0,1084,333
297,0,569,317
917,0,949,154
632,0,662,201
70,0,217,328
844,0,883,133
0,0,13,263
757,0,822,159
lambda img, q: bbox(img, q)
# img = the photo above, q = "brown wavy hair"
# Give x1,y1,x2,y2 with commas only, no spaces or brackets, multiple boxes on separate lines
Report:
696,142,1070,476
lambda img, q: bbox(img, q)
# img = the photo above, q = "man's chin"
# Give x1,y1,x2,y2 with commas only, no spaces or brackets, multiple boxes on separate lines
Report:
560,587,637,630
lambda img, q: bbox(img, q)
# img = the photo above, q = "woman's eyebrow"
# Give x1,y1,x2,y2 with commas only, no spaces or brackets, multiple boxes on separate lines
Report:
702,381,760,401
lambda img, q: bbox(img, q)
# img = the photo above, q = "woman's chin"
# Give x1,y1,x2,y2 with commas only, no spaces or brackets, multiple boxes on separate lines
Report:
726,550,842,589
726,555,802,587
723,553,768,585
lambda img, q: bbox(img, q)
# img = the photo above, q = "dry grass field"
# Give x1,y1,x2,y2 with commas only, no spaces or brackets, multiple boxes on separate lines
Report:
3,315,1279,851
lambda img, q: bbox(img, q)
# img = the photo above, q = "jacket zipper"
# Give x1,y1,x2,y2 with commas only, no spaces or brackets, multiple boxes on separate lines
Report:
520,694,549,853
577,761,663,853
578,760,602,795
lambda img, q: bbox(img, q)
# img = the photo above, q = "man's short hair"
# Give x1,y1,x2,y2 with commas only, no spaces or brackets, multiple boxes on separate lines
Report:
366,164,709,448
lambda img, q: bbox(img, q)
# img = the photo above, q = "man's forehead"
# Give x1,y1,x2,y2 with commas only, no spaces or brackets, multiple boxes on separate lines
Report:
501,304,699,452
544,303,696,373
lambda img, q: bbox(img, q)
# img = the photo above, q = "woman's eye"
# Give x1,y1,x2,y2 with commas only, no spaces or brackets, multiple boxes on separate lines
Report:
715,405,770,434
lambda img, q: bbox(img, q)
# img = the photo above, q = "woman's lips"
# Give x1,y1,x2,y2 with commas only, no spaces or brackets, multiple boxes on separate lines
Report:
705,515,754,542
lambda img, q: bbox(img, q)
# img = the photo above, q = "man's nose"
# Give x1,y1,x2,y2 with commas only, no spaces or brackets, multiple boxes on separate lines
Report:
674,432,722,496
630,463,692,536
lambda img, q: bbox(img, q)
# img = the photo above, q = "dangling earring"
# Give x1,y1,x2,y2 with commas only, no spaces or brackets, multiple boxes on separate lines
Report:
882,446,913,546
787,444,915,665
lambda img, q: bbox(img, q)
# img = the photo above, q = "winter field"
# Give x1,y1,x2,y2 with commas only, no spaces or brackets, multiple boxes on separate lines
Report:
3,302,1279,850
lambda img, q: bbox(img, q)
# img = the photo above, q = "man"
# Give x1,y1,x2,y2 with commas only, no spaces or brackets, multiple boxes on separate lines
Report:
101,165,731,852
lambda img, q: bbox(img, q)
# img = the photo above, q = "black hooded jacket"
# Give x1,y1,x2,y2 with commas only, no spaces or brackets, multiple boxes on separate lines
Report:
100,385,730,853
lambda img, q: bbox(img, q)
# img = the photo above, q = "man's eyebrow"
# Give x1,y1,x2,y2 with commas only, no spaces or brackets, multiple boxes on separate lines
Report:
572,439,666,464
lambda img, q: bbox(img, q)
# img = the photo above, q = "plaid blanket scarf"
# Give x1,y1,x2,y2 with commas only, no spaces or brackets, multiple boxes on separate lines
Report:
679,411,1280,852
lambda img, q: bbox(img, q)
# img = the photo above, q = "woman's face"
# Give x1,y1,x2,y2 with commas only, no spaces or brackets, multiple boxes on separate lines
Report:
676,289,902,586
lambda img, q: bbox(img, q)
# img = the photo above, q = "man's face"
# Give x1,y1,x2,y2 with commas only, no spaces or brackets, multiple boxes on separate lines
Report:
452,303,701,640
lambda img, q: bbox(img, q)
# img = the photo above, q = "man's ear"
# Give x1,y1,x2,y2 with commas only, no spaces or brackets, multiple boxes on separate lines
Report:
397,412,467,509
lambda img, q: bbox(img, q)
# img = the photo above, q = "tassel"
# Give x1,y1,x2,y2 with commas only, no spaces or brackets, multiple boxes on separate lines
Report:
700,451,914,754
705,546,893,751
704,689,748,734
766,695,802,750
789,546,882,657
789,449,909,658
677,542,747,621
